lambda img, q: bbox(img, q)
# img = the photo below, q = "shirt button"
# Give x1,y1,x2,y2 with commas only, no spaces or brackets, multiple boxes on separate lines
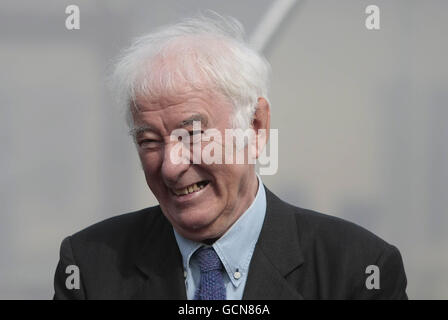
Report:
183,271,187,278
233,271,241,280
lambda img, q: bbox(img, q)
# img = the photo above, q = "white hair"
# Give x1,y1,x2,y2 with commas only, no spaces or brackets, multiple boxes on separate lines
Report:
111,12,271,130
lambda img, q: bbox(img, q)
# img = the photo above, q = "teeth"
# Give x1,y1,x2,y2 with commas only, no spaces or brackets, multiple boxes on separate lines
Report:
174,182,206,196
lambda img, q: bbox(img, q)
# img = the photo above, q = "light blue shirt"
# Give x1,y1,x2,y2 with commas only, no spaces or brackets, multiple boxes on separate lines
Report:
173,175,267,300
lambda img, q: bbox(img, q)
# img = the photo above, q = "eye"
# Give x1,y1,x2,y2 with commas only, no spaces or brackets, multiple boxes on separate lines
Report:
189,130,204,143
138,139,161,149
188,130,203,136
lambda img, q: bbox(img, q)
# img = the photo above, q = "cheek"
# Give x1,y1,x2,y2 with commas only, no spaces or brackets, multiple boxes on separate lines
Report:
212,164,244,192
229,165,251,193
139,151,163,179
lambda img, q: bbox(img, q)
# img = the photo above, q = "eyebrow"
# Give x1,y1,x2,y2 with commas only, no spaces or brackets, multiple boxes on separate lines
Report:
178,114,208,128
129,113,209,139
129,124,154,139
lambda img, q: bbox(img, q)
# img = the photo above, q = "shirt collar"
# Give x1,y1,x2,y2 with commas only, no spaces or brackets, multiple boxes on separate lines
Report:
174,175,267,288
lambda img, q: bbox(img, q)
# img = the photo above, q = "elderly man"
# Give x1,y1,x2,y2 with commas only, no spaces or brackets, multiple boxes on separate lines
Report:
53,14,407,300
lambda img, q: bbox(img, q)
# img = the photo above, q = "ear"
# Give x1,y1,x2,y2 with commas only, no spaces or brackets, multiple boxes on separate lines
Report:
251,97,270,159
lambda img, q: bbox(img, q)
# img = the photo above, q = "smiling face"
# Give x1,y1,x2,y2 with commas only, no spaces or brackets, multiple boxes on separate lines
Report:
132,87,260,242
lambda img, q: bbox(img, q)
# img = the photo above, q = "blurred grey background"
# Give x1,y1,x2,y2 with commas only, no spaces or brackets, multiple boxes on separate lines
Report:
1,0,447,299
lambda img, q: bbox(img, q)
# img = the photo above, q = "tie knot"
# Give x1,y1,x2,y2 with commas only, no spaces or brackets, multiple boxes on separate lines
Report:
196,247,223,272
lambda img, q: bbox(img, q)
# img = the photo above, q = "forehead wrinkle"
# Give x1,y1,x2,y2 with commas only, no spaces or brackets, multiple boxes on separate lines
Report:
136,87,227,113
136,87,207,110
133,88,233,134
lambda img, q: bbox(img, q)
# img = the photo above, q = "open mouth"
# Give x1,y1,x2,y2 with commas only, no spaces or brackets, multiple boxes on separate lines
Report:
172,180,210,196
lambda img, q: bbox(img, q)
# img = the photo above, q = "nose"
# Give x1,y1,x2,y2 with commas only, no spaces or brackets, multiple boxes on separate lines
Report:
161,139,190,186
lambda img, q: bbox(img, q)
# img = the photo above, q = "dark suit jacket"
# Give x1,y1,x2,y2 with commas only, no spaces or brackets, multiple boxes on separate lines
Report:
53,187,408,299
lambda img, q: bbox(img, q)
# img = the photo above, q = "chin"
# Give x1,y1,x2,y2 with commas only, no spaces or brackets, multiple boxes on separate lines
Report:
173,207,221,234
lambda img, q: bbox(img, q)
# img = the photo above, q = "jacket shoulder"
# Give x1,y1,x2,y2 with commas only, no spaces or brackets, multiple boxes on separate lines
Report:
54,205,167,299
68,205,163,245
283,203,397,268
266,188,392,254
286,203,406,299
293,206,392,252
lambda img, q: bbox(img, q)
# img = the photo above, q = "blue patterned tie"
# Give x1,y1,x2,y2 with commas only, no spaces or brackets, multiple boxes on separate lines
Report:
194,247,226,300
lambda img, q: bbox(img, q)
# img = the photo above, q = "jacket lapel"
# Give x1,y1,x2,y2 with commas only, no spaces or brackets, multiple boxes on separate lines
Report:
134,207,187,299
243,187,305,300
